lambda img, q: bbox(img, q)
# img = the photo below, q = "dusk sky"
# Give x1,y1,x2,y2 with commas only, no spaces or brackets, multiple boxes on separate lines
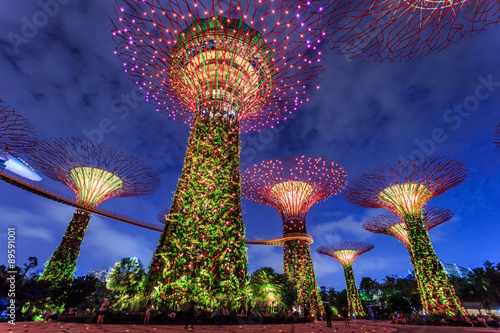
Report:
1,1,499,292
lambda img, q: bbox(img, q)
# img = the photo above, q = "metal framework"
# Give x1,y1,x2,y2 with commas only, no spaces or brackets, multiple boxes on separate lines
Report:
24,137,160,284
343,156,467,317
112,0,327,309
299,0,500,62
343,156,467,217
0,99,36,159
112,0,324,132
316,241,374,317
241,155,347,315
494,123,500,147
242,156,348,222
362,206,453,247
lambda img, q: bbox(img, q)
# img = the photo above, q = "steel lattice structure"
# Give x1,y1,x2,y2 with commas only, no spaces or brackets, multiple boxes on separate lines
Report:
297,0,500,62
0,99,36,159
362,206,453,248
112,0,326,309
316,241,374,317
241,155,347,315
343,156,467,317
25,137,160,285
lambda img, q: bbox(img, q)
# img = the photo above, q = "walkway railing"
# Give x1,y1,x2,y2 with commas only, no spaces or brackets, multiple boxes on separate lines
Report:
0,168,163,232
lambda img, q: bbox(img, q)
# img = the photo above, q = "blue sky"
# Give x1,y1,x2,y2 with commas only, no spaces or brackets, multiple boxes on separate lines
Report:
0,0,499,291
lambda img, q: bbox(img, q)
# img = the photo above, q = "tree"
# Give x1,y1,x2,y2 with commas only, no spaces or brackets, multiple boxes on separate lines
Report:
107,257,146,313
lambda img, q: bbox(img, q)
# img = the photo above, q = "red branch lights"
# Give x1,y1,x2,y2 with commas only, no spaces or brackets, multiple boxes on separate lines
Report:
242,155,347,314
25,137,160,284
494,123,500,147
0,99,36,159
300,0,500,62
316,241,374,317
242,156,348,222
363,207,453,248
343,157,467,317
343,156,467,217
112,0,325,132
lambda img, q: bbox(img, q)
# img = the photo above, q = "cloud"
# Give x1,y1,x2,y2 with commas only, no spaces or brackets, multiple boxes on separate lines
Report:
311,213,376,243
246,244,284,275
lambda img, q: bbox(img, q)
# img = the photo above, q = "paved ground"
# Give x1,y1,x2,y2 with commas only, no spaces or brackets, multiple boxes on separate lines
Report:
2,320,500,333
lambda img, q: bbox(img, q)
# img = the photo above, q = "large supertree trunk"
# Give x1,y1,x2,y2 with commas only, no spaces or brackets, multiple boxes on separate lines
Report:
341,263,366,317
283,219,323,315
40,209,91,285
146,114,248,309
404,214,465,316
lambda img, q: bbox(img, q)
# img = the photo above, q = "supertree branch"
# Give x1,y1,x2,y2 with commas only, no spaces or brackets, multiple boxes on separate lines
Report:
241,156,347,315
316,242,374,317
241,156,348,222
26,137,160,208
494,123,500,147
302,0,500,62
344,157,467,317
362,207,453,247
112,0,325,133
25,137,159,285
343,157,467,217
0,99,36,159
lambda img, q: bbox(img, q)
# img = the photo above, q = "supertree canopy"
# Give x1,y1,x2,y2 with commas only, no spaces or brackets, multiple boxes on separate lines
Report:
316,241,373,317
25,137,160,285
241,156,347,314
112,0,326,308
0,99,36,160
344,157,468,317
362,207,453,248
296,0,500,62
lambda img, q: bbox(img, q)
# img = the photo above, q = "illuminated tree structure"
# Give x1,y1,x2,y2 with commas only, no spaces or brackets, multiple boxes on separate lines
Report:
363,207,453,306
343,157,467,316
241,156,347,314
316,241,373,317
26,137,160,285
0,99,37,175
112,0,325,307
363,207,452,250
295,0,500,62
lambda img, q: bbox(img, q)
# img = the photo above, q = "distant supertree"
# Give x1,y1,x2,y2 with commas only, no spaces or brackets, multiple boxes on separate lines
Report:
241,156,347,314
0,99,36,160
112,0,325,308
316,241,374,317
26,137,160,285
343,157,467,316
295,0,500,62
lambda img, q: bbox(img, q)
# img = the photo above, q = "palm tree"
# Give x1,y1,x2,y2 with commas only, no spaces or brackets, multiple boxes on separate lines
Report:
249,267,285,314
107,257,146,313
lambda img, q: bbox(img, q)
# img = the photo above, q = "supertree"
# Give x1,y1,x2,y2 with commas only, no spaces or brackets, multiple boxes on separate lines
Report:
241,156,348,314
0,99,36,162
25,137,160,285
363,207,453,249
294,0,500,62
112,0,326,308
363,207,453,302
316,241,374,317
343,156,468,316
